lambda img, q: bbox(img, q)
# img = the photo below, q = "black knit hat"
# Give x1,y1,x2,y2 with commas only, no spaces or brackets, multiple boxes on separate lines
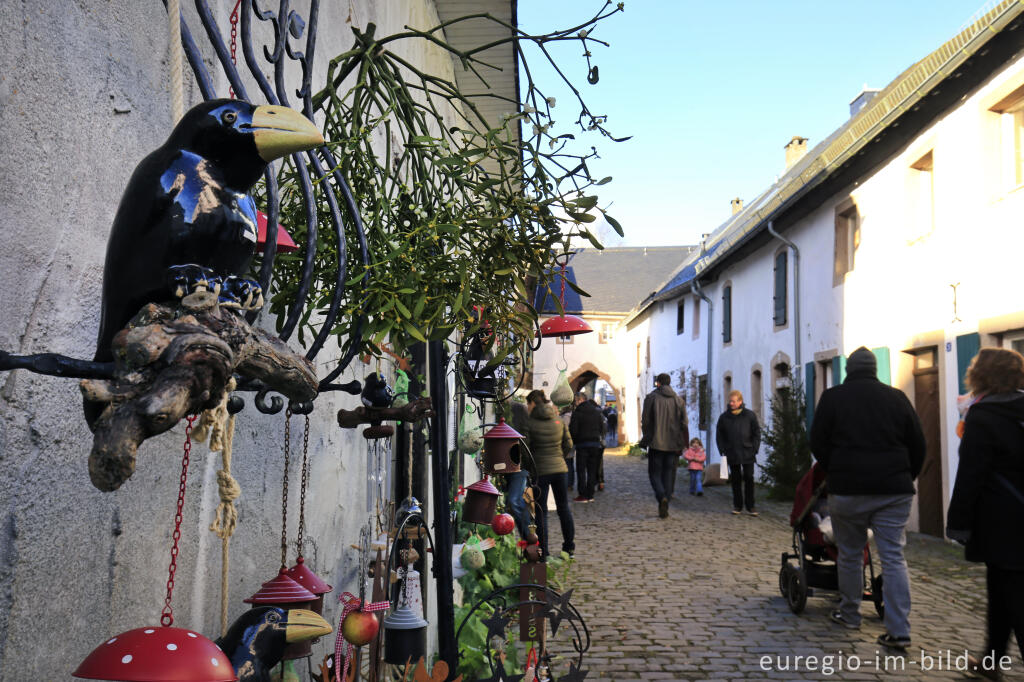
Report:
847,346,877,376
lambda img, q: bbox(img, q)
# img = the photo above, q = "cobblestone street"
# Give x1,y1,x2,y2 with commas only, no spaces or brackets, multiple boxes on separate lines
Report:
544,450,1022,681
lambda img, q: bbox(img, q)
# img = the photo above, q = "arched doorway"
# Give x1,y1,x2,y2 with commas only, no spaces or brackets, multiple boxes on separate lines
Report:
569,362,623,446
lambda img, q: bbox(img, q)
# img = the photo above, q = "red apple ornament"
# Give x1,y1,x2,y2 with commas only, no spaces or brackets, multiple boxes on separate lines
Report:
341,609,380,646
491,513,515,536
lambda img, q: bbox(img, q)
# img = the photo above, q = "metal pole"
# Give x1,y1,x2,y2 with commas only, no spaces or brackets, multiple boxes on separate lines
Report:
427,339,457,676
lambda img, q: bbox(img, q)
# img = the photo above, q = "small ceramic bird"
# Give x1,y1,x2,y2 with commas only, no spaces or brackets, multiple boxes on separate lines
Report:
360,372,394,408
93,99,324,363
216,606,332,682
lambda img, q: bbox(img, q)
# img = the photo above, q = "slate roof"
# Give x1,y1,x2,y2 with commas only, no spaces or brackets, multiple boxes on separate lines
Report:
534,246,694,315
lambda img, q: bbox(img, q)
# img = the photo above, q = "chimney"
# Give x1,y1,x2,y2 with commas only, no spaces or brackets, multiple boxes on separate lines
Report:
785,136,808,169
730,197,743,215
849,86,881,117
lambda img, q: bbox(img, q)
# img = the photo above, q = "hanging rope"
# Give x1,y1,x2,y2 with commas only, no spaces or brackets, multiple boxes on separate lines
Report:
194,379,242,637
167,0,184,122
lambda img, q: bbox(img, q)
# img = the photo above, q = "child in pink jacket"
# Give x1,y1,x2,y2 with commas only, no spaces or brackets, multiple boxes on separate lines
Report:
683,438,706,496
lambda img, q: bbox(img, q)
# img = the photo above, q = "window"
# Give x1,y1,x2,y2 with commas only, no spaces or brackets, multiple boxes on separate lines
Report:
908,150,934,243
834,200,860,286
646,337,651,368
599,322,615,344
555,335,573,345
989,84,1024,188
676,299,685,335
722,283,732,344
1002,331,1024,356
751,369,763,422
773,249,787,327
723,373,732,411
692,295,701,339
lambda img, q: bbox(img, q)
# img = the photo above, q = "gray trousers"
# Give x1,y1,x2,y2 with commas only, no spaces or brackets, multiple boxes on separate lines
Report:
829,493,914,638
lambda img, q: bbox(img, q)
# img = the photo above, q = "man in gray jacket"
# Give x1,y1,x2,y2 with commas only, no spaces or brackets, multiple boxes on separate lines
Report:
640,373,689,518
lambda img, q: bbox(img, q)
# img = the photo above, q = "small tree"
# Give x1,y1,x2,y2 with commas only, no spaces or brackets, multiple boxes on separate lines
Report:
759,372,812,500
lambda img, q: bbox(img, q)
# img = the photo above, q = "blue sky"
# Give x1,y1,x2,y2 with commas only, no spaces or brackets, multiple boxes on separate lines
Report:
518,0,993,247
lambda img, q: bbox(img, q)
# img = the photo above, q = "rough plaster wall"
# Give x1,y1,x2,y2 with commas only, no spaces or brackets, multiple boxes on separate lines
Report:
0,1,456,679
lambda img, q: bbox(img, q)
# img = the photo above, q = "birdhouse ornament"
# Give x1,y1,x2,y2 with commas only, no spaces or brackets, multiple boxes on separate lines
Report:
462,475,501,525
481,418,523,474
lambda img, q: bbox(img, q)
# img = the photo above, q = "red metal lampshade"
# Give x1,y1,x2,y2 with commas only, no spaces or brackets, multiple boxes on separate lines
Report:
73,625,234,681
256,210,299,253
538,314,592,337
244,567,317,605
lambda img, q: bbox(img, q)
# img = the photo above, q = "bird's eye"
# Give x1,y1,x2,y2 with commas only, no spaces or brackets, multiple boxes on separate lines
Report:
222,111,238,124
267,611,281,623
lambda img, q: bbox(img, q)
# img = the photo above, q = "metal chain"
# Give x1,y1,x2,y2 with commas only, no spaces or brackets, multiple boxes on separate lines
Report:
161,414,197,627
281,408,291,569
227,0,242,98
296,415,309,559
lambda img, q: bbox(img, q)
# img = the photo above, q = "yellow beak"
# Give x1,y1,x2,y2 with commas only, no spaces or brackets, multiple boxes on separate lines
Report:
285,608,334,643
251,105,324,162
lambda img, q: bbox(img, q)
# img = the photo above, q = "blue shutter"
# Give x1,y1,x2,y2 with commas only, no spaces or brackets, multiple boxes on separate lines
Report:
722,286,732,343
871,347,891,385
956,332,981,394
774,251,787,326
832,355,847,384
804,361,815,431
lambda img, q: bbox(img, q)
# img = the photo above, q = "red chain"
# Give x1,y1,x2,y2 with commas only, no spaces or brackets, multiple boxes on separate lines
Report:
161,414,197,627
228,0,242,98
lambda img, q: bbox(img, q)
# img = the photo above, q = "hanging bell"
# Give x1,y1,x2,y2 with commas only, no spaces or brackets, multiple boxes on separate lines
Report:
382,604,428,666
481,418,523,474
283,557,333,659
462,476,500,525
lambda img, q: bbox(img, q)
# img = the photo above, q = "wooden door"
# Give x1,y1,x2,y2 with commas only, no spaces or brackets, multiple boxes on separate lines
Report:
913,350,943,537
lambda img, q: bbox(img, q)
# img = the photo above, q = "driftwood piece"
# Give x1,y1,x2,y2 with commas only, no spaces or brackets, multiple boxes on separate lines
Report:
336,396,436,429
80,292,317,491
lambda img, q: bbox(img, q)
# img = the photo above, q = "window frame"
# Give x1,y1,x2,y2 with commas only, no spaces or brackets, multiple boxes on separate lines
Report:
833,199,860,286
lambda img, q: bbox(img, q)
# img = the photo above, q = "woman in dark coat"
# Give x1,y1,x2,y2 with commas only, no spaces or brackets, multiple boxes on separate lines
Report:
947,347,1024,679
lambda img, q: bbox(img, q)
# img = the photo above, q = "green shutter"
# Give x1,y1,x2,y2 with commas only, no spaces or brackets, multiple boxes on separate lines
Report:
805,361,815,431
956,332,981,394
722,286,732,343
871,347,891,385
832,355,847,384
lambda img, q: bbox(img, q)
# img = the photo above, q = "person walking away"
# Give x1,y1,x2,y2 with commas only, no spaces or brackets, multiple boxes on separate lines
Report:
716,390,761,515
946,348,1024,679
570,392,606,502
522,389,575,559
684,438,707,496
562,395,582,491
810,346,925,651
604,404,618,448
500,398,535,542
640,373,689,518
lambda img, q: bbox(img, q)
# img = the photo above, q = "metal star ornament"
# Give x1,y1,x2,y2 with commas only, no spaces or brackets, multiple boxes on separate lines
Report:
542,587,576,636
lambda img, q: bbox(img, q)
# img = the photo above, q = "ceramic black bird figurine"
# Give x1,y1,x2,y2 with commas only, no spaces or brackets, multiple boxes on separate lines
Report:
93,99,323,363
216,606,332,682
360,372,395,408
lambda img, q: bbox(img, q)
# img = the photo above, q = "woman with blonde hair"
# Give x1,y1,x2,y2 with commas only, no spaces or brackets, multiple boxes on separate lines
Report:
947,347,1024,679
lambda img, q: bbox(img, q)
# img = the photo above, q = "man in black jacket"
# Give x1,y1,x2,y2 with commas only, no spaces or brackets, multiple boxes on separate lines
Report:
570,393,606,502
810,346,926,651
716,390,761,515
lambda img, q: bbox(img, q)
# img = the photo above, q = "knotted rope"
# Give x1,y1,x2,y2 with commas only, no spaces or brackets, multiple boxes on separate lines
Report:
167,0,184,123
194,378,241,636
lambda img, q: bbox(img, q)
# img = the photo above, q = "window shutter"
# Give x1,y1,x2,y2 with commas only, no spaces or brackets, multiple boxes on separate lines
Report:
722,286,732,343
831,355,847,384
871,347,891,385
956,332,981,394
774,251,787,326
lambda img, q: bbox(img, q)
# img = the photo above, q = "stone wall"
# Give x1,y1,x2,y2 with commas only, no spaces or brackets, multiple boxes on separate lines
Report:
0,1,460,678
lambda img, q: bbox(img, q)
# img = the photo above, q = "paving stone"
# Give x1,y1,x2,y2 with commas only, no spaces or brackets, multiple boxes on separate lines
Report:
539,450,1024,680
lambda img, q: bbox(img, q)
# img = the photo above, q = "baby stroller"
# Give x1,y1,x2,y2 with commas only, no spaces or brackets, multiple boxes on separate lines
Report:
778,464,884,616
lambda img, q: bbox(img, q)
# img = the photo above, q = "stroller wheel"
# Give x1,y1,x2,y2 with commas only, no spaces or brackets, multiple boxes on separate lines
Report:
779,565,791,598
871,575,884,618
786,567,808,614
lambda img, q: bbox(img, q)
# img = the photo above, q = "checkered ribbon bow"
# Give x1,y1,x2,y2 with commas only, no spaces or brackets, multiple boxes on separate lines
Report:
335,591,390,682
